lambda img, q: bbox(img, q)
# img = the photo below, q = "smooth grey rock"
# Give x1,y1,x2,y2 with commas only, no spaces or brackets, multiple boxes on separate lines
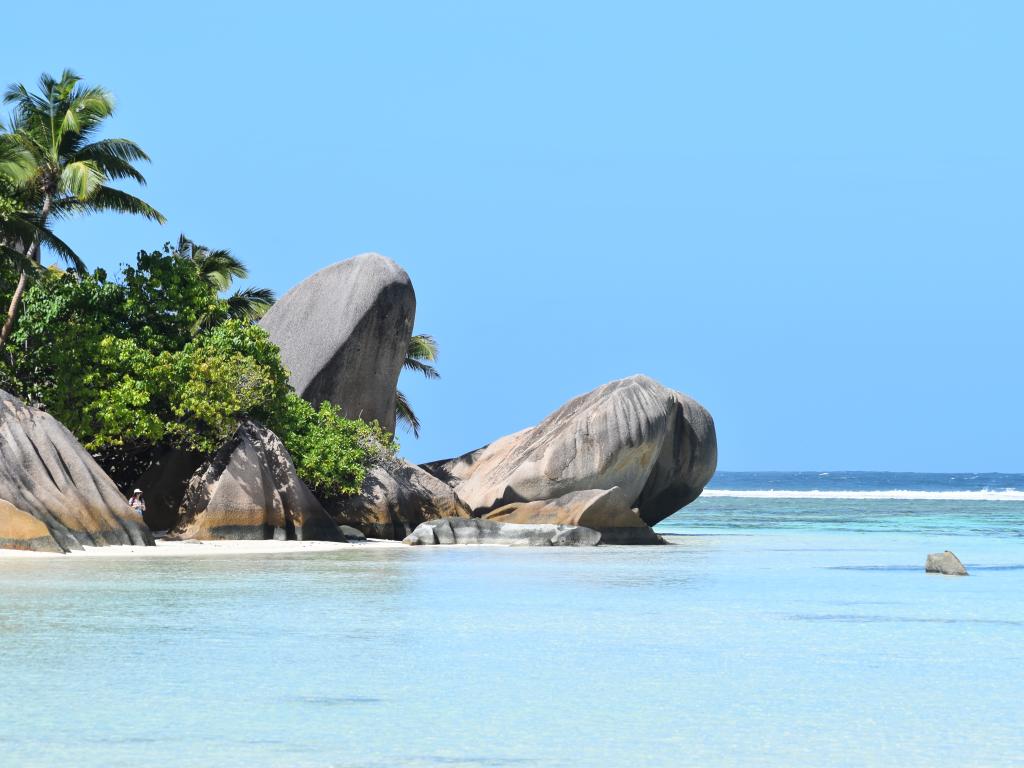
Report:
259,253,415,433
323,458,470,540
402,517,601,546
338,525,367,541
171,420,344,542
925,550,968,576
484,487,664,544
422,375,717,526
0,389,154,553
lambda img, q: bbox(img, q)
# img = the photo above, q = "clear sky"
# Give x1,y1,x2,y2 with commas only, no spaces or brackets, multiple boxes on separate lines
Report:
2,1,1021,471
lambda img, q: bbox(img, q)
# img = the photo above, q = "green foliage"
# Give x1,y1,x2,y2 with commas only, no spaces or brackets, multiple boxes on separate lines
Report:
270,395,397,498
165,321,291,453
121,249,224,348
396,332,440,437
0,70,164,351
166,235,276,326
0,176,18,223
2,70,164,227
0,248,395,494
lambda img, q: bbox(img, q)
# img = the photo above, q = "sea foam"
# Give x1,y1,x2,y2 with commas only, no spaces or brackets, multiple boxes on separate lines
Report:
702,489,1024,501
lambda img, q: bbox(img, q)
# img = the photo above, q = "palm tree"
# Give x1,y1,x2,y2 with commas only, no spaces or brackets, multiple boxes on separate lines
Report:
0,70,164,351
396,333,439,438
0,140,78,279
168,234,276,325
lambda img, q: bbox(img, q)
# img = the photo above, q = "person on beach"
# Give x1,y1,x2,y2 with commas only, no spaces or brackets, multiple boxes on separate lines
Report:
128,489,146,515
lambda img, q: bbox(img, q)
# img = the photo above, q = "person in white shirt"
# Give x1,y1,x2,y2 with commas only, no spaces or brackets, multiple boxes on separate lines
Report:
128,489,146,515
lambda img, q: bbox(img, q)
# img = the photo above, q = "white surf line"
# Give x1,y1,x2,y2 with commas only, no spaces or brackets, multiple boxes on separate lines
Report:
703,489,1024,501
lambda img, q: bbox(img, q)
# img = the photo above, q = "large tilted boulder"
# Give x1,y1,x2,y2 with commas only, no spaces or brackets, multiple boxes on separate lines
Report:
170,420,345,542
925,551,968,576
323,458,471,540
259,253,415,433
483,487,663,545
0,389,154,552
423,375,717,527
403,517,601,546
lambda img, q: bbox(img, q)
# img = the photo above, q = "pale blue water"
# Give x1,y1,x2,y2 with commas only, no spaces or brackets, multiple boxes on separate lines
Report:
1,472,1022,767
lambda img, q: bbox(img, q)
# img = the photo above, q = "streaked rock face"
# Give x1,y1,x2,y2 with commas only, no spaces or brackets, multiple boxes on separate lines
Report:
324,458,470,540
402,517,602,547
171,421,344,542
483,487,663,545
423,375,717,527
925,550,969,576
260,253,415,433
0,389,154,552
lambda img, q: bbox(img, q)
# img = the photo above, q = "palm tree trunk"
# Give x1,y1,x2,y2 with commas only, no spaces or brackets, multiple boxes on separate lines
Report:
0,195,50,352
0,268,30,349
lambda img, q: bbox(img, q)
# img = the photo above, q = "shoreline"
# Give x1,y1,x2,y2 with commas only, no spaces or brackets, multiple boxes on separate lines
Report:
0,537,406,558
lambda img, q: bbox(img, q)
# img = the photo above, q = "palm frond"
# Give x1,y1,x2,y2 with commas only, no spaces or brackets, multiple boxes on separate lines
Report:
3,83,49,119
198,249,248,290
394,389,421,438
36,227,85,272
407,333,439,362
402,357,440,379
173,236,248,291
0,242,42,274
226,286,276,322
0,136,34,185
59,160,105,198
77,186,165,223
59,83,114,139
75,138,149,184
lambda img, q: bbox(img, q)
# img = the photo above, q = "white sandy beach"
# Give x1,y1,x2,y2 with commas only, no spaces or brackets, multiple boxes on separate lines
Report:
0,537,406,558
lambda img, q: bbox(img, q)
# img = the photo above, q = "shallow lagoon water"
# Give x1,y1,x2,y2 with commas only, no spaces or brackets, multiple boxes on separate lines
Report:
2,493,1023,767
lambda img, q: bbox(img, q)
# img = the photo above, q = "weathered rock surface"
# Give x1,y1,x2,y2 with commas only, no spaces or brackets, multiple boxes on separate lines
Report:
0,500,66,553
423,375,717,526
925,550,968,576
171,420,345,542
403,517,601,546
483,487,663,544
0,389,154,552
133,448,205,532
259,253,415,433
324,458,471,540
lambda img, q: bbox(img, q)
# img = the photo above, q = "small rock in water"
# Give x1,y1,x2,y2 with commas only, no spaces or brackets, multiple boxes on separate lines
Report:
925,550,968,576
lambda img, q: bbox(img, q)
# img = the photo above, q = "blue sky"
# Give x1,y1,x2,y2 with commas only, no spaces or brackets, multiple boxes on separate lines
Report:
3,1,1021,471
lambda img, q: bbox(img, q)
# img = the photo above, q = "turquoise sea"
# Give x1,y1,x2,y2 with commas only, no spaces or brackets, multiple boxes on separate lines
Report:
2,472,1022,767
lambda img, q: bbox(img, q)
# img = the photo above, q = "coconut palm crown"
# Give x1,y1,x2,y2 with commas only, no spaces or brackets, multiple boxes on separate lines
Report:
169,235,276,325
0,69,164,349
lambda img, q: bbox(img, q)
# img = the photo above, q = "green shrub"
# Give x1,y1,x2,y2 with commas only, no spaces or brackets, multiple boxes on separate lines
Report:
0,248,396,494
270,395,398,498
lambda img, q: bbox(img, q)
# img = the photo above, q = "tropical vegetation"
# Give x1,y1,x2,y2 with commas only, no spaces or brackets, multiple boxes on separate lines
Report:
0,70,164,350
0,70,403,501
168,234,276,325
0,249,395,496
396,333,439,437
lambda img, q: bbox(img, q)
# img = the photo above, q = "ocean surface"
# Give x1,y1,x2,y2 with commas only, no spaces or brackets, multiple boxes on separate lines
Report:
2,471,1022,767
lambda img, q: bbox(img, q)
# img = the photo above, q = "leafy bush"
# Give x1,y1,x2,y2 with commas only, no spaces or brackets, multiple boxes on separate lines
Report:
0,249,395,493
270,395,397,497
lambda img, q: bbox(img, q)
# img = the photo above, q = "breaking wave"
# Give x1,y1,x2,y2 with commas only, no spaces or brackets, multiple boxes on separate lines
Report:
702,489,1024,502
